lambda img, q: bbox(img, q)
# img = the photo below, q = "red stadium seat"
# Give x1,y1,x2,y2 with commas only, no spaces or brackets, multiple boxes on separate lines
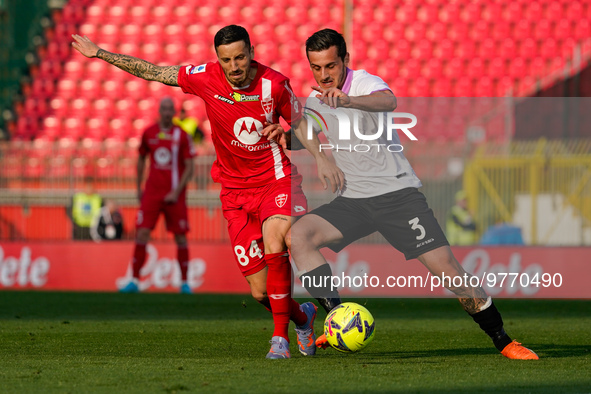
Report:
128,6,151,25
432,79,452,97
433,39,454,59
445,58,464,78
151,5,173,22
439,3,460,23
534,20,552,41
413,39,433,59
503,2,523,22
518,38,538,59
565,2,583,20
423,58,443,79
408,78,430,98
456,41,476,60
417,4,439,24
461,3,481,23
85,4,105,24
510,58,528,79
544,2,564,20
426,22,447,41
466,58,485,79
405,23,426,42
574,19,590,41
447,22,469,42
482,3,502,22
107,5,128,25
392,78,408,97
143,24,164,45
498,38,517,59
452,79,474,97
390,39,411,59
523,1,544,21
476,38,496,59
396,3,417,24
496,77,515,96
487,58,506,79
474,77,495,97
470,21,489,43
540,39,558,59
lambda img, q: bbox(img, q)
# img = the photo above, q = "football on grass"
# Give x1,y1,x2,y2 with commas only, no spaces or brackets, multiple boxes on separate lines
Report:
324,302,375,353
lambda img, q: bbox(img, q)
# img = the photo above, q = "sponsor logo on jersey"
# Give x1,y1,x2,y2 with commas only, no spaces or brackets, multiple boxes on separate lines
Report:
293,205,305,213
154,147,171,165
231,92,260,102
233,117,263,145
157,131,172,140
189,64,206,74
214,94,234,105
275,193,288,208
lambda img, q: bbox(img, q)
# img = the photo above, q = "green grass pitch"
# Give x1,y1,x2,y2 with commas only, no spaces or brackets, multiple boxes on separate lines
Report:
0,292,589,393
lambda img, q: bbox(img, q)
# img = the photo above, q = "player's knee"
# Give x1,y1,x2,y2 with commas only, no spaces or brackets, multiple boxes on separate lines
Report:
174,234,187,246
290,225,322,251
251,289,267,303
136,228,150,243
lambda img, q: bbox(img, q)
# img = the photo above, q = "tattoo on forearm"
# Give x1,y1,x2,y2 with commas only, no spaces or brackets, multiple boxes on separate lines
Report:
96,49,179,86
267,216,289,222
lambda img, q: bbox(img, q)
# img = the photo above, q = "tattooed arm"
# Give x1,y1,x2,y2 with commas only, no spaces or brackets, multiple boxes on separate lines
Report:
71,34,180,86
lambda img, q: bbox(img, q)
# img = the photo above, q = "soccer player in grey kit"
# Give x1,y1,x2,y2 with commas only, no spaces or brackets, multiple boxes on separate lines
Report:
287,29,538,360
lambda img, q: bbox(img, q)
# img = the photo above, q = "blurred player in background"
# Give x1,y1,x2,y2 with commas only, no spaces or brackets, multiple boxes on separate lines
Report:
446,190,477,245
288,29,538,360
72,25,342,359
90,198,124,242
120,97,196,294
67,179,103,240
174,103,204,145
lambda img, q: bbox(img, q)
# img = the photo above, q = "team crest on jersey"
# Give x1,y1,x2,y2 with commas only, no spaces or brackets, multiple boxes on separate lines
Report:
261,98,274,117
233,117,263,145
275,193,288,208
231,92,260,102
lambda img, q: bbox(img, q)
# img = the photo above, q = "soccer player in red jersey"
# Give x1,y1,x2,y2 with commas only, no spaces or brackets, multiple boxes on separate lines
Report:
72,25,342,358
120,97,196,294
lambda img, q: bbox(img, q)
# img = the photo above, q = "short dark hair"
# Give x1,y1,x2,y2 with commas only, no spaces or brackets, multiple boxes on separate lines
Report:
305,29,347,61
214,25,251,51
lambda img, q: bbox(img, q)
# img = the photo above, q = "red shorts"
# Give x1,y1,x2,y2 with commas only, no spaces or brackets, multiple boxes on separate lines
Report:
136,196,189,234
221,174,307,277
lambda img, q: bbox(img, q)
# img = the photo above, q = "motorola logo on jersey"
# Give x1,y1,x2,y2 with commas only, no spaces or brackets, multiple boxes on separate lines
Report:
154,147,171,165
233,117,263,145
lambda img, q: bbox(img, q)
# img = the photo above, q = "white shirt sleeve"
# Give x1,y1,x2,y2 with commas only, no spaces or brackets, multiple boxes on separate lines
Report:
351,70,391,96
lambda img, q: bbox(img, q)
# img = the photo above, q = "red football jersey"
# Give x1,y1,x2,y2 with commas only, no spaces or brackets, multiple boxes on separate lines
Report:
178,61,301,189
139,124,196,198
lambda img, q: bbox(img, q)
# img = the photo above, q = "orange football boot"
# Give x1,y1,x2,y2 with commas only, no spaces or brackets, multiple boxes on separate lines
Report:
501,340,539,360
315,334,330,349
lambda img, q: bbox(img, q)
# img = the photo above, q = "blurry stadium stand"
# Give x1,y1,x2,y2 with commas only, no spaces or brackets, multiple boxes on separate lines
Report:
1,0,591,244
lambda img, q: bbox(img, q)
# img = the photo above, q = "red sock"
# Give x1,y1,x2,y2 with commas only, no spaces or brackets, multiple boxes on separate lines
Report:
290,299,307,326
177,244,189,281
132,243,147,279
266,251,292,341
257,298,308,327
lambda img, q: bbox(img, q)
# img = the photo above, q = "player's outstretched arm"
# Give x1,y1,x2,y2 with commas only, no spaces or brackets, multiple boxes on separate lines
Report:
312,86,396,112
71,34,180,86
